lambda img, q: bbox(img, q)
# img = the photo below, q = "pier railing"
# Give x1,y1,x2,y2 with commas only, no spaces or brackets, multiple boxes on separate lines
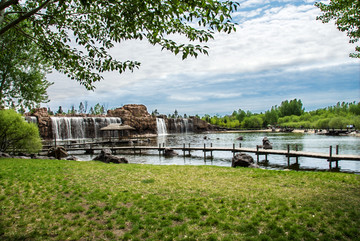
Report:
49,142,360,170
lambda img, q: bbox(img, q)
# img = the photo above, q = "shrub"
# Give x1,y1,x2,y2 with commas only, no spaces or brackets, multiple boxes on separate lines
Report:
0,109,42,153
242,116,263,129
328,117,346,129
316,118,330,129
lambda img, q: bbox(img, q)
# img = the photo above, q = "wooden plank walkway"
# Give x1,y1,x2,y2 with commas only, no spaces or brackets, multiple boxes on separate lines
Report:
62,144,360,162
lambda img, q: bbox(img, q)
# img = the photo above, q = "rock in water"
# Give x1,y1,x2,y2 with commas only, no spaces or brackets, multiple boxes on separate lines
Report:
93,148,128,164
164,148,178,157
232,153,256,168
262,137,273,149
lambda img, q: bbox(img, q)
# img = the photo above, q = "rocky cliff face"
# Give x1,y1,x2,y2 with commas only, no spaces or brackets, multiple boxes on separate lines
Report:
29,107,53,139
107,104,157,134
191,116,214,132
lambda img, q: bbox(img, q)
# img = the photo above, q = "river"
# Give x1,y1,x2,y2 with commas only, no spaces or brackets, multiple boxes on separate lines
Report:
68,132,360,174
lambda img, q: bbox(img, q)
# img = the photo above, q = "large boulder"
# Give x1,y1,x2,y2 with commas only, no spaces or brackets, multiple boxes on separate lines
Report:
164,148,178,157
48,146,68,159
262,137,273,149
107,104,156,134
232,153,256,168
93,149,128,164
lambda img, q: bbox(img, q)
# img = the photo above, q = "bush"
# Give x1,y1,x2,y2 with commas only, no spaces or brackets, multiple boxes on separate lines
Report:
328,117,345,129
0,109,42,153
316,118,330,129
243,116,263,129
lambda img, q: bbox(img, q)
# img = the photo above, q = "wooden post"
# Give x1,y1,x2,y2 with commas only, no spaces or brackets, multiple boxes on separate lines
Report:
204,143,206,161
329,145,332,170
188,143,191,155
158,143,161,156
295,145,299,164
183,143,185,156
210,143,213,159
336,145,339,168
239,143,241,148
233,143,235,157
256,145,259,163
287,144,290,166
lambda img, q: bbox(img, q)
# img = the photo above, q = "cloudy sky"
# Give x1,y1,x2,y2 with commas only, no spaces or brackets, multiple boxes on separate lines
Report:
46,0,360,116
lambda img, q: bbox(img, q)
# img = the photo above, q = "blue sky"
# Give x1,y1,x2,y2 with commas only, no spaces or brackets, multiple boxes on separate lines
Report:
46,0,360,116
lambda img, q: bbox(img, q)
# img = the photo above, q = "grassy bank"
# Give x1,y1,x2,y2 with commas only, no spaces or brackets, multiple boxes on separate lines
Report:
0,159,359,240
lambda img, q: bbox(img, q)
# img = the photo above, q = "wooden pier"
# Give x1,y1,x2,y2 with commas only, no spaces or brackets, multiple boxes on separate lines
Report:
56,143,360,170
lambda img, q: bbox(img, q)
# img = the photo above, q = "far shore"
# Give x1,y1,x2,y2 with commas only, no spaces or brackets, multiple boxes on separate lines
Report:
132,128,360,138
213,128,360,137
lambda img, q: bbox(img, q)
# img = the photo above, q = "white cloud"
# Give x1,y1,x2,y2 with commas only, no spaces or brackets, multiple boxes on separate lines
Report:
46,1,359,115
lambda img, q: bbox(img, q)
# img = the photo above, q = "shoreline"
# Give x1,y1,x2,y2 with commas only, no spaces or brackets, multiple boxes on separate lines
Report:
212,128,360,137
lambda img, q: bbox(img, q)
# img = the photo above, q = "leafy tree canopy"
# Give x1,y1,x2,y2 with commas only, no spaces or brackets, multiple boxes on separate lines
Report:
315,0,360,58
0,16,52,110
0,109,42,153
0,0,239,90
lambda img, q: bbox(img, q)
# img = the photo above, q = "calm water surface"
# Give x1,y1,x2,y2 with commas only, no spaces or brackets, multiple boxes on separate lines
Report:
70,132,360,173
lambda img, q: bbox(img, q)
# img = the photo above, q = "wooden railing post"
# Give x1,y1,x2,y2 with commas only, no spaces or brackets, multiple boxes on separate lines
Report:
204,143,206,161
183,143,185,156
287,144,290,166
329,146,332,170
336,145,339,168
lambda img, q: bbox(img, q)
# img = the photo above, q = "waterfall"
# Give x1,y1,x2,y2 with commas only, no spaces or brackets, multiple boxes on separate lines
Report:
51,117,122,140
167,118,193,133
156,118,167,135
183,118,189,133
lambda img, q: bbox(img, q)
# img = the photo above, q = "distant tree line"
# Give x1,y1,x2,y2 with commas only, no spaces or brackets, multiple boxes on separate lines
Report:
151,109,190,119
201,100,360,130
49,102,108,115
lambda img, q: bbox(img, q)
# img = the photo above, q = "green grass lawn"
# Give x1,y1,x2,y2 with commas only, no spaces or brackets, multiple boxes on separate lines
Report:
0,158,359,240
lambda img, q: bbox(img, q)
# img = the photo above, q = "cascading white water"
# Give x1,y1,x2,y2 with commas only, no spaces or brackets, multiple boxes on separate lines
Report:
169,118,193,133
183,118,189,133
156,118,167,135
51,117,122,140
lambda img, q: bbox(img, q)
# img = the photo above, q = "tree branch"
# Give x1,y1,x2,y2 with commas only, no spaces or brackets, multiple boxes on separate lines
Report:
0,0,19,12
0,0,56,36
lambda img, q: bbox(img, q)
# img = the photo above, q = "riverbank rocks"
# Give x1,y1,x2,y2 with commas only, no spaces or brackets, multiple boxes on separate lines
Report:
232,153,257,168
0,152,11,158
93,149,128,164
